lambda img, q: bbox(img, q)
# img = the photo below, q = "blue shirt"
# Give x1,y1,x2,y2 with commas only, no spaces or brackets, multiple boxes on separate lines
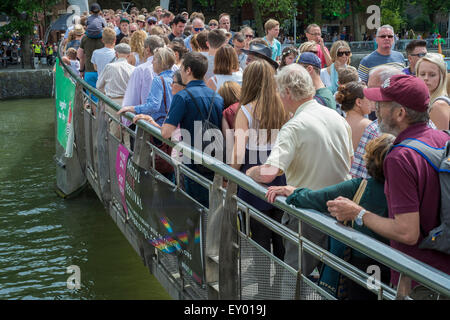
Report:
263,36,282,61
358,50,405,83
165,80,224,147
134,69,174,125
184,35,193,51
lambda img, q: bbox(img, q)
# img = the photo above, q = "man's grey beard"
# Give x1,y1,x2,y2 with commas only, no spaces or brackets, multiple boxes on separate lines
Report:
377,110,400,136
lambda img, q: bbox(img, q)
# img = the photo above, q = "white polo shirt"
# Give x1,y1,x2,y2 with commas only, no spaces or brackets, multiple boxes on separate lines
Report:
265,99,353,190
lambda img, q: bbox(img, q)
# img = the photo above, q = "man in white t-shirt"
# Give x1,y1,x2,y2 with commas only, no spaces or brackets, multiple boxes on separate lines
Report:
91,27,116,77
247,64,353,292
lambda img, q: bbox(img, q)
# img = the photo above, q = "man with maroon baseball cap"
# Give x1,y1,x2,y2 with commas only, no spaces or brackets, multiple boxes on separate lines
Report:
326,74,450,299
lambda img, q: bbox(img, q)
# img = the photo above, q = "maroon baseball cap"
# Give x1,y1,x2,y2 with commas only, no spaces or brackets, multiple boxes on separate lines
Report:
363,74,430,112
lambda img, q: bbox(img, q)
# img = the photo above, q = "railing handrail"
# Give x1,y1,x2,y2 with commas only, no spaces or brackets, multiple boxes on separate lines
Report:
56,43,450,297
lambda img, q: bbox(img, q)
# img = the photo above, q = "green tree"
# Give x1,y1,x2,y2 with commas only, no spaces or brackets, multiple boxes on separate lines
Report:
0,0,61,68
237,0,304,37
380,0,406,32
413,0,450,32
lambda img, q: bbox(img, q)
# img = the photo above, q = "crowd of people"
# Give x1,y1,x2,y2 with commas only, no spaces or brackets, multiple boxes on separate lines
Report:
59,3,450,300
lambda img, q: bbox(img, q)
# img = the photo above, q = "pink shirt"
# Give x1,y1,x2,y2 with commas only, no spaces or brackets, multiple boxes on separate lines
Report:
384,123,450,287
316,44,329,68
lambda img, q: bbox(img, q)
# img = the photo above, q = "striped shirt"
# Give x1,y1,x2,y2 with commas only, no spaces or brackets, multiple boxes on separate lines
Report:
358,50,405,84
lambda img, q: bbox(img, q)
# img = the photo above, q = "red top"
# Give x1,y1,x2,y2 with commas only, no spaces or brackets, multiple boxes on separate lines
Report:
316,44,330,68
384,123,450,287
222,102,240,129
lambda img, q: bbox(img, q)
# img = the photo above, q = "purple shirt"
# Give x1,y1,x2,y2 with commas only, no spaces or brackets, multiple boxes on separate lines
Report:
402,67,413,75
384,123,450,286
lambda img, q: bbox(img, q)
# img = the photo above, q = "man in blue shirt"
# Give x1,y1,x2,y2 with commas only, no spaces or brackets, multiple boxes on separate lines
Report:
162,52,224,208
358,25,405,84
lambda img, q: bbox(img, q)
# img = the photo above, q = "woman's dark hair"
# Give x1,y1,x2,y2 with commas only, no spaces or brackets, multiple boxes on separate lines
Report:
168,41,188,60
363,133,395,183
335,81,365,112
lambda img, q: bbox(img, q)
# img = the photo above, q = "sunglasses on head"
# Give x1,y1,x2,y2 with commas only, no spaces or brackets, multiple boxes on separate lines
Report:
337,51,351,57
378,35,394,39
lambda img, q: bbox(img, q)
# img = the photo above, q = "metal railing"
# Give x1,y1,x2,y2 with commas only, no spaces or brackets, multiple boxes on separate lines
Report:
55,43,450,300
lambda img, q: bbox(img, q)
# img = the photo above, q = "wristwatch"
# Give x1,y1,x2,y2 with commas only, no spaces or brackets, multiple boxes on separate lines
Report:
355,209,366,226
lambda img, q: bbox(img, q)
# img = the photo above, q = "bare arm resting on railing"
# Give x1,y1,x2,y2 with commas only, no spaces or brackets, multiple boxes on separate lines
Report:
326,196,420,246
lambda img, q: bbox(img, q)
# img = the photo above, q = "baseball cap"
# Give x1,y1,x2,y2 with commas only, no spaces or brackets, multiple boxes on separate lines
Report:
296,52,321,69
363,74,430,112
120,16,130,24
90,3,101,13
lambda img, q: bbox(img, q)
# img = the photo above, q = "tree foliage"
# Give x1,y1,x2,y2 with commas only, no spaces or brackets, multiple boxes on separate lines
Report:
0,0,61,37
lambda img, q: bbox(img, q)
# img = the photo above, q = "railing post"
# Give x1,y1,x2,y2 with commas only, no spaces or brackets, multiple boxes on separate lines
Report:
205,174,224,299
219,180,239,299
133,126,152,171
95,100,112,205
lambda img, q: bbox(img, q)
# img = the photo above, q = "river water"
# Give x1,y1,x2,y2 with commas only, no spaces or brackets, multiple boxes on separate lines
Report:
0,98,171,300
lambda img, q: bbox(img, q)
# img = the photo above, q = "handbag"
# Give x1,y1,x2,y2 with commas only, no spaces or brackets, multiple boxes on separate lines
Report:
318,179,368,299
149,76,174,174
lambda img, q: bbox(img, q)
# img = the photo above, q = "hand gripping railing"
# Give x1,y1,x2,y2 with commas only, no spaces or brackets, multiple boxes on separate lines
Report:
56,43,450,299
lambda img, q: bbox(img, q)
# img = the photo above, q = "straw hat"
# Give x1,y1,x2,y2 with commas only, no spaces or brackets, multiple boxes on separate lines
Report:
73,24,84,36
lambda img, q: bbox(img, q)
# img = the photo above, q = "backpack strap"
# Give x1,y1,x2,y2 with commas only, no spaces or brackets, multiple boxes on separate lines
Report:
185,88,205,120
392,138,445,172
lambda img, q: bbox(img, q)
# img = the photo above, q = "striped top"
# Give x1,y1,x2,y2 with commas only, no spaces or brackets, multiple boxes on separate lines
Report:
357,50,405,84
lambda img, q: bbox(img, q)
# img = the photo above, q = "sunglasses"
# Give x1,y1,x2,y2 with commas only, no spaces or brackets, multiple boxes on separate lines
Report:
409,52,427,58
378,35,394,39
209,23,217,26
148,21,156,25
245,34,254,39
337,51,351,57
194,27,204,32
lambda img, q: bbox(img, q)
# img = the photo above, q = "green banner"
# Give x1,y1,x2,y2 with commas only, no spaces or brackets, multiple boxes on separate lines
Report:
55,58,76,156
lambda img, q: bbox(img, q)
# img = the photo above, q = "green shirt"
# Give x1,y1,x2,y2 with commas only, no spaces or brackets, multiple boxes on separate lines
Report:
315,87,336,110
286,177,389,258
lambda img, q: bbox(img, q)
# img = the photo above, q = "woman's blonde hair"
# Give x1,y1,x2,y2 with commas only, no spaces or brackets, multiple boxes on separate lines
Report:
130,30,147,61
329,40,351,64
218,81,241,108
240,60,287,143
153,47,176,71
416,53,448,102
298,40,316,53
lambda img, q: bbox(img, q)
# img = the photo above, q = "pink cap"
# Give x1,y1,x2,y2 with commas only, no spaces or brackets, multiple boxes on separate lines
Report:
363,74,430,112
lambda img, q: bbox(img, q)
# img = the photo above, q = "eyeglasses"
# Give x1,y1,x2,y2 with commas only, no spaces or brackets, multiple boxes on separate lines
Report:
245,34,254,39
378,35,394,39
194,27,204,32
409,52,427,58
209,23,217,27
308,32,321,36
337,51,351,57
